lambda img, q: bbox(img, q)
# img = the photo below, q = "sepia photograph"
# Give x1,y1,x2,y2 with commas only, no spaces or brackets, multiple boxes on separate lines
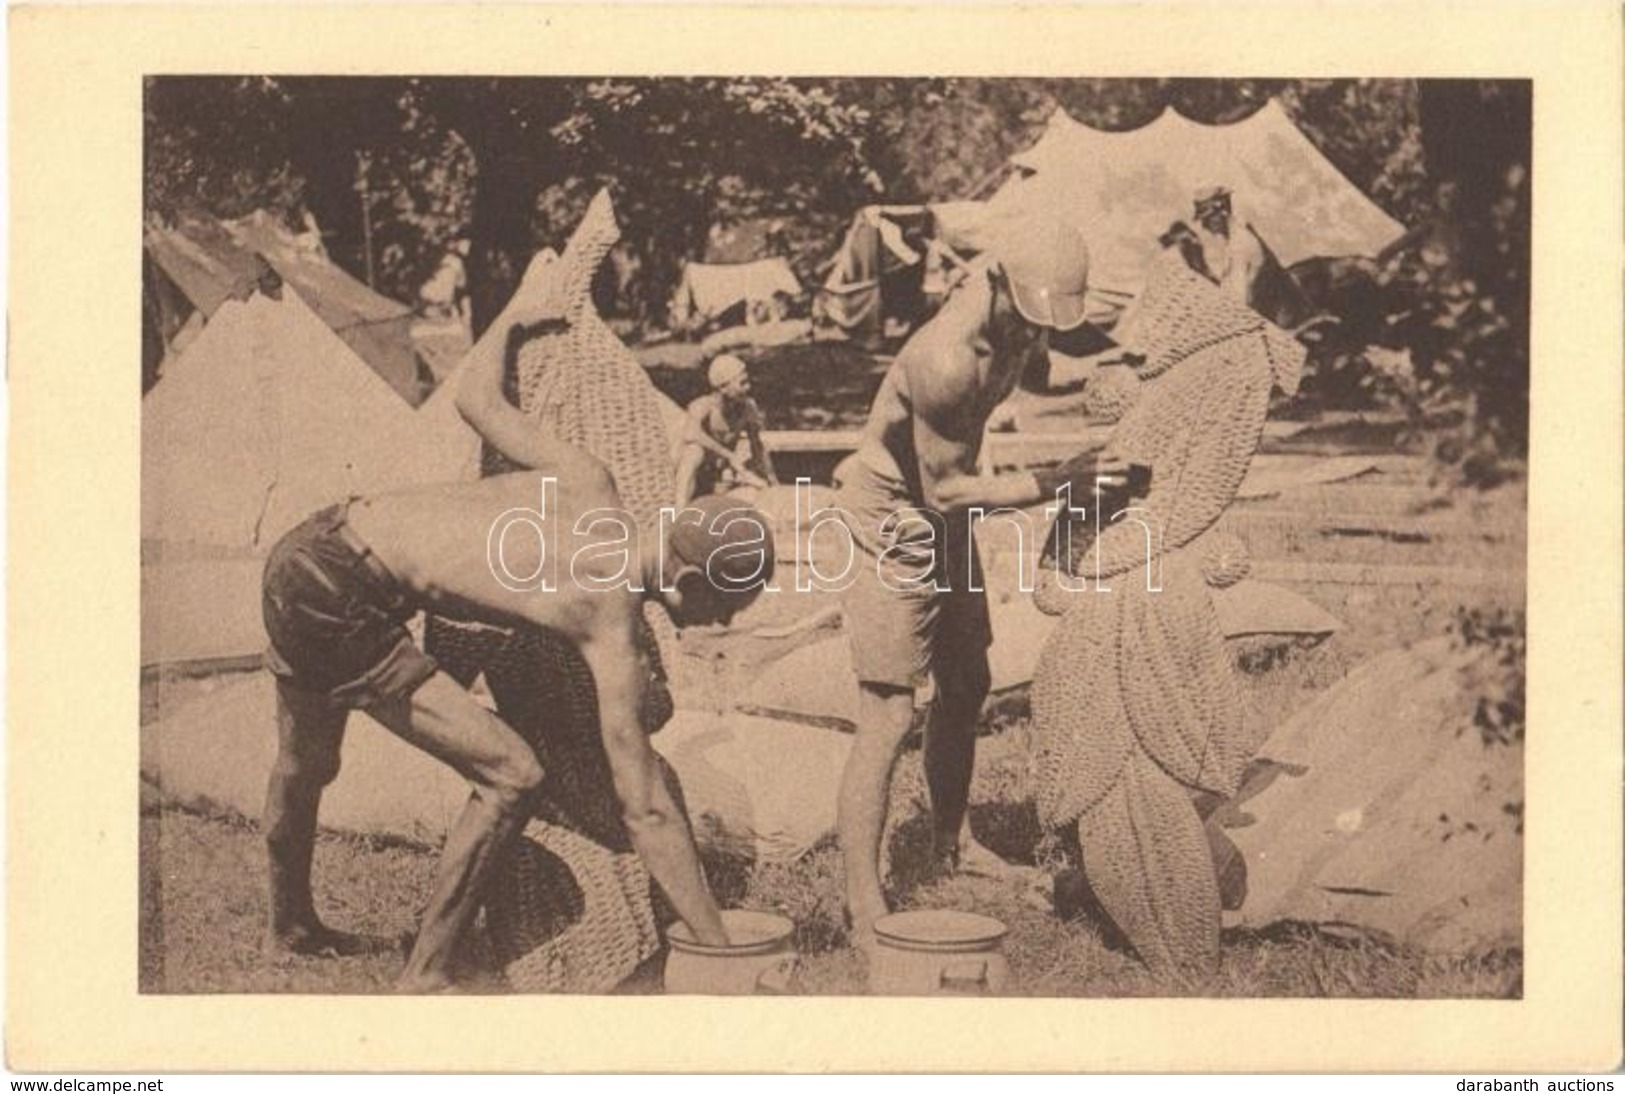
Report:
9,1,1621,1075
139,74,1530,1000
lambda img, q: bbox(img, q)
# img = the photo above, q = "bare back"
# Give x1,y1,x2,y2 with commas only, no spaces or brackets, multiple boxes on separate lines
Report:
346,469,639,644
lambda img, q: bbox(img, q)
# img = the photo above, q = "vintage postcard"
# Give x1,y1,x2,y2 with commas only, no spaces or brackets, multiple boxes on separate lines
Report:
9,1,1622,1074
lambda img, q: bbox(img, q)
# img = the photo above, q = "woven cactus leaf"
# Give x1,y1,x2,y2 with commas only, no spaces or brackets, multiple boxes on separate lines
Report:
1030,247,1290,983
1030,594,1136,826
433,191,687,990
1116,560,1246,795
1084,339,1273,581
1114,249,1304,394
1077,749,1222,986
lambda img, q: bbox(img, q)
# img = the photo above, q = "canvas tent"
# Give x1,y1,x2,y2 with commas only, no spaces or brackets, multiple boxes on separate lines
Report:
145,211,434,406
863,100,1406,334
141,288,440,555
668,258,802,332
141,287,474,665
815,206,938,349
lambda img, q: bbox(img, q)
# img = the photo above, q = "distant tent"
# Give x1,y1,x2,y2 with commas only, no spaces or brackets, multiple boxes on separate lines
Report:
668,258,802,333
930,100,1406,328
815,206,935,350
145,211,434,406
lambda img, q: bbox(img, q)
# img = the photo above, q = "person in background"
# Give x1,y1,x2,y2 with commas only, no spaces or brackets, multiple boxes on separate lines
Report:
419,234,473,332
1188,186,1266,305
673,354,779,506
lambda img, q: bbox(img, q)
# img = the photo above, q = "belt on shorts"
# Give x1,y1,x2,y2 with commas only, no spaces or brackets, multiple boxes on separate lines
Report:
329,506,402,593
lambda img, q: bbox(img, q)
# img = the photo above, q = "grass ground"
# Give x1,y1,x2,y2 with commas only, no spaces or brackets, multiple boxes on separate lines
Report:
141,684,1521,999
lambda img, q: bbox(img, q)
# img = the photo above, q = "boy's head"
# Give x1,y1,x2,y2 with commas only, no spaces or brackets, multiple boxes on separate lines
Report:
660,494,776,627
1193,186,1234,232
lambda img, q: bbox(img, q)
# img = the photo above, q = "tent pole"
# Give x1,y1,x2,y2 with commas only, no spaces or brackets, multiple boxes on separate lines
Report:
355,152,377,289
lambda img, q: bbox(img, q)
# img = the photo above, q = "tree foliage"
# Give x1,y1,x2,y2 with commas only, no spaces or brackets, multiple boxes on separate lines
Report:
144,77,1527,467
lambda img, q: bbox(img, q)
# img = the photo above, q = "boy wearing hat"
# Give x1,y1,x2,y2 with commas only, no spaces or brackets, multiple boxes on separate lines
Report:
833,217,1132,951
261,465,775,992
674,354,779,506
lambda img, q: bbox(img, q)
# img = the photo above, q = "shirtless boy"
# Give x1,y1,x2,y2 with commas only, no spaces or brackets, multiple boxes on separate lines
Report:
260,467,773,991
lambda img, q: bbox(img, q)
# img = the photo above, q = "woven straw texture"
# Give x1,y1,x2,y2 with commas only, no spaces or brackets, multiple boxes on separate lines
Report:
1114,249,1305,393
425,190,683,992
1030,259,1299,984
483,819,661,993
430,186,679,672
1081,363,1142,423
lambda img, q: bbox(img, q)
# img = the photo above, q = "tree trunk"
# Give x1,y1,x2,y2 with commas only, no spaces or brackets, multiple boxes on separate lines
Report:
1416,80,1530,286
466,149,544,338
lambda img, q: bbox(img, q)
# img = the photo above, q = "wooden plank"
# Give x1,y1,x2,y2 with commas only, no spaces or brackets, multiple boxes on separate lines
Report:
760,429,861,454
762,427,1423,474
1251,560,1525,588
1223,508,1524,544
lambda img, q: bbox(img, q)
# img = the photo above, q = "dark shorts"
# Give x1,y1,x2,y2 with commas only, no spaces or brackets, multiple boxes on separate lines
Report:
261,504,437,708
834,455,993,691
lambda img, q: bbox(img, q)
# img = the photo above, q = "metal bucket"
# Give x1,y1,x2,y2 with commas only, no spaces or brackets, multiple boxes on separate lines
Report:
663,909,799,995
871,910,1011,996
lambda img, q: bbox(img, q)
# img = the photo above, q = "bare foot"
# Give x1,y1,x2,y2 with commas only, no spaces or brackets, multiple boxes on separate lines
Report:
266,922,397,961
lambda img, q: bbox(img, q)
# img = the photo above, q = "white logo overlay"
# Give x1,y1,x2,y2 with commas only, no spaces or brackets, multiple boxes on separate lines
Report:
485,477,1163,596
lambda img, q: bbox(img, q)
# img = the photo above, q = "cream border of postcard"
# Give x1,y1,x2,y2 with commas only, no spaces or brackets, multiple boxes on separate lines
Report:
9,1,1621,1073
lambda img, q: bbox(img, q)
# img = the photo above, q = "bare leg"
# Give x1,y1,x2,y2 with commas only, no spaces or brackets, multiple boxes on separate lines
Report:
836,682,915,952
264,680,385,957
364,671,545,993
922,658,989,865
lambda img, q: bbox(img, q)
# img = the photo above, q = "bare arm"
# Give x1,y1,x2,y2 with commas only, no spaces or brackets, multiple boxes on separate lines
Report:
579,610,728,946
744,404,778,485
911,362,1129,514
1222,226,1266,304
913,415,1046,512
454,249,584,473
